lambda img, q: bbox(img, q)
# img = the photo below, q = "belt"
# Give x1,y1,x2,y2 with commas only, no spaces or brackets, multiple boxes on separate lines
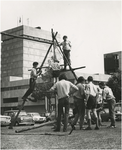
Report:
59,96,69,100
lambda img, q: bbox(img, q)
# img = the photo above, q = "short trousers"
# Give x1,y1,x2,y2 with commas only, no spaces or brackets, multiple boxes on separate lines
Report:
86,95,97,109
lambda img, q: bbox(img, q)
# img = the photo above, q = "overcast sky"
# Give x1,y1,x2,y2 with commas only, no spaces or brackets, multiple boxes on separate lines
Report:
0,0,121,74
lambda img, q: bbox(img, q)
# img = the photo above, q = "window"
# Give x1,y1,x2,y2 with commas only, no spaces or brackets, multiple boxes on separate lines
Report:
3,97,18,103
104,55,119,74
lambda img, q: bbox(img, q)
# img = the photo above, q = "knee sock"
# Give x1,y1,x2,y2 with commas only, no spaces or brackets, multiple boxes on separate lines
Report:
95,118,99,127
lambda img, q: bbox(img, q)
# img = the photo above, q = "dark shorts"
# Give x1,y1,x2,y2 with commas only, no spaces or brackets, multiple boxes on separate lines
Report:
86,95,97,109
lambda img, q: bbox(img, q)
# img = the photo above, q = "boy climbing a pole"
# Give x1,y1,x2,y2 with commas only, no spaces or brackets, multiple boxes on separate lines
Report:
22,62,41,101
60,36,72,70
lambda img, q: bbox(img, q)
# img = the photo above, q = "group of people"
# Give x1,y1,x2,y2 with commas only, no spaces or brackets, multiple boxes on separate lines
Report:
50,74,116,132
22,35,116,132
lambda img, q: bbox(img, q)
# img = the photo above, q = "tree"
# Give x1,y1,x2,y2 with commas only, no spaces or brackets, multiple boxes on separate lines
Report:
107,70,121,102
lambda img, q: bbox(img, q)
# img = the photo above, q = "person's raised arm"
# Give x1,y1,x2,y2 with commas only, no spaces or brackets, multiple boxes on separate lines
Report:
49,83,57,92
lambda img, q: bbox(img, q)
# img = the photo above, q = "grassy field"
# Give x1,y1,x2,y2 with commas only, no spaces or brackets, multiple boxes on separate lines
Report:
1,121,121,149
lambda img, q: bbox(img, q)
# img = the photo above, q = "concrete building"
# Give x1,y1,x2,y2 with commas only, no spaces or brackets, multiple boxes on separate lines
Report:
1,25,60,114
1,25,61,79
1,25,111,115
104,51,121,74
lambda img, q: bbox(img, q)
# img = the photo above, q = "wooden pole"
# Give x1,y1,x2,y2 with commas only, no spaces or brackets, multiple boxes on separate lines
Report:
8,99,26,129
15,120,56,133
38,32,58,72
61,66,86,72
8,30,57,129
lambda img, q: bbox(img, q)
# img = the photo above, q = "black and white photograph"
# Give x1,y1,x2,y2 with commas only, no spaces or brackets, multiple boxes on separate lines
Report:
0,0,121,149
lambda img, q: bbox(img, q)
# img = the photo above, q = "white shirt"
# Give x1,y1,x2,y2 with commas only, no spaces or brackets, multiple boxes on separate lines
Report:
30,68,37,79
50,79,78,99
60,40,71,51
86,82,98,97
103,86,115,100
48,59,60,70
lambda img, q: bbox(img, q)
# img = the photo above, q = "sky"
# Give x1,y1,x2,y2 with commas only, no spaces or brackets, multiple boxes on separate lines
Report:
0,0,121,74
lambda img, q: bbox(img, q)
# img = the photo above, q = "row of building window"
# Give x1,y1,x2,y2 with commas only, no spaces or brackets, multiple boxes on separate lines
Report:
3,97,18,103
1,82,54,92
1,85,29,91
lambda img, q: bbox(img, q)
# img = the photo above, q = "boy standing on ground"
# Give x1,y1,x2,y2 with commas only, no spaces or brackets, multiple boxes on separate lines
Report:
60,36,71,70
85,76,99,130
99,82,116,128
50,74,78,132
71,76,86,130
22,62,41,101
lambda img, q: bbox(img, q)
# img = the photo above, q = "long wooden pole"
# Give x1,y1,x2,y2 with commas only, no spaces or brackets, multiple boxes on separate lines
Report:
8,99,26,129
15,120,56,133
9,31,58,129
38,32,58,72
61,66,86,72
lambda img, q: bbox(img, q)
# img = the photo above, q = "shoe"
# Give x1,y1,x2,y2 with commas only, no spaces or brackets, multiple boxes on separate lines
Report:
107,125,116,128
27,98,37,102
22,97,28,102
94,126,99,130
53,129,60,132
99,124,106,126
85,127,92,130
80,127,86,130
63,130,67,132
